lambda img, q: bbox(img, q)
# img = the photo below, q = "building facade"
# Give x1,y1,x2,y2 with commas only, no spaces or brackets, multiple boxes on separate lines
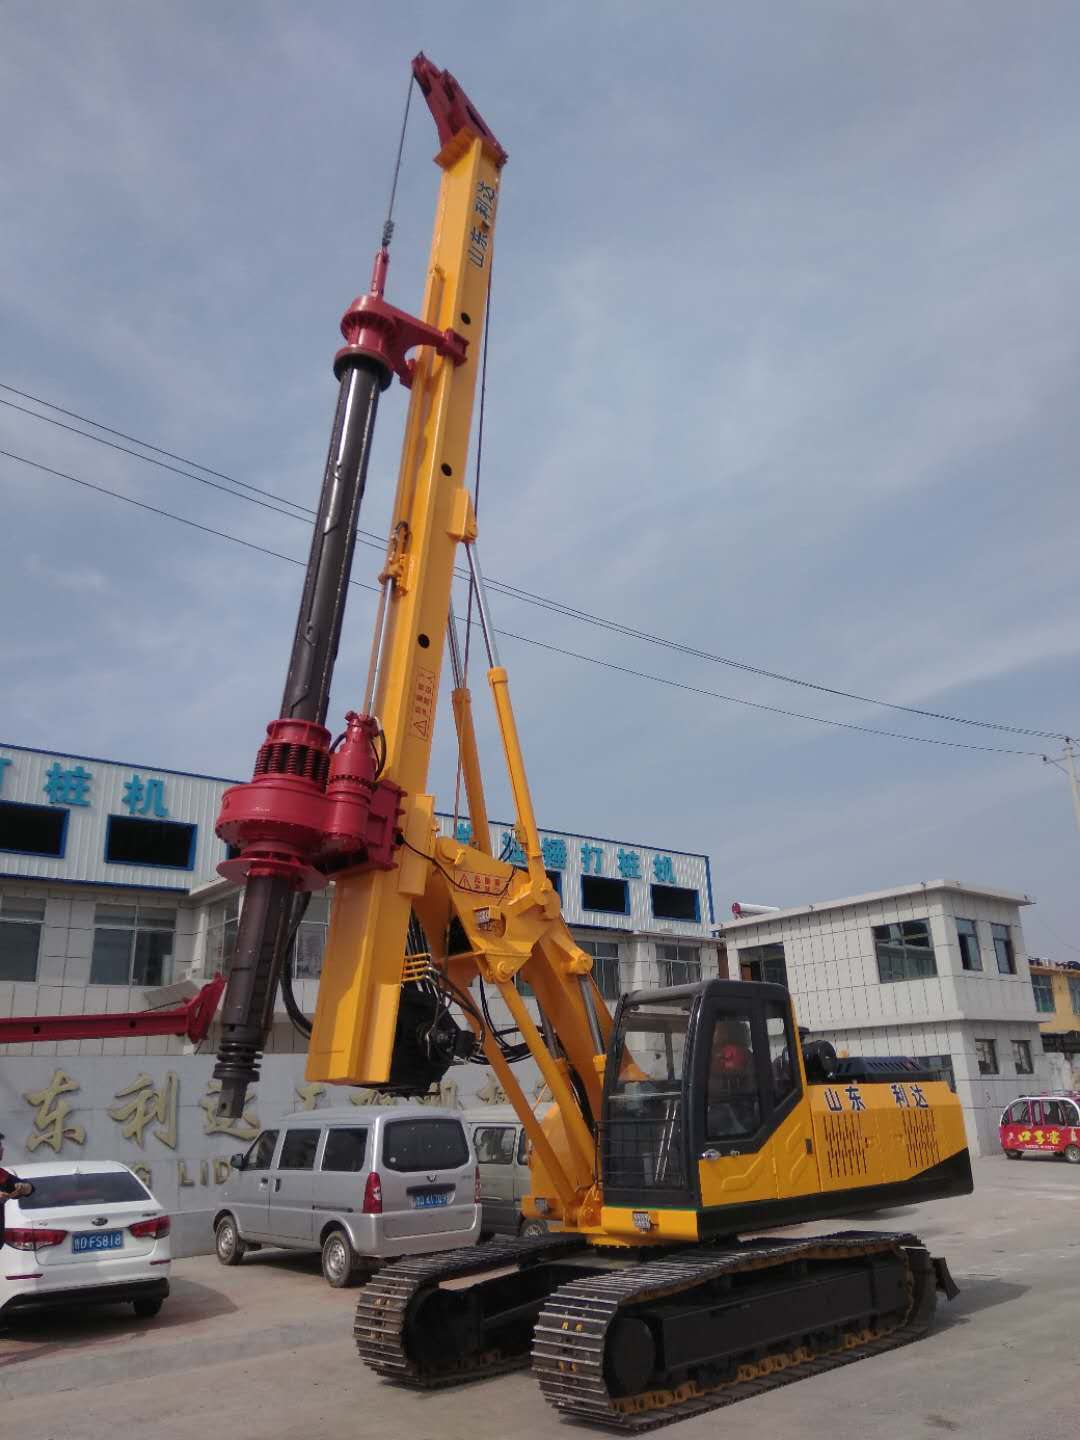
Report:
720,880,1049,1156
1027,955,1080,1090
0,742,722,1253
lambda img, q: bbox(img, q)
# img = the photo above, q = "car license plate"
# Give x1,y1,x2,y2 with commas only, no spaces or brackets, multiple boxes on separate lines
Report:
412,1192,450,1210
73,1230,123,1253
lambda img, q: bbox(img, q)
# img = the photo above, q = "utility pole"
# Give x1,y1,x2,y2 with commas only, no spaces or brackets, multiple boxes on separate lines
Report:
1043,738,1080,841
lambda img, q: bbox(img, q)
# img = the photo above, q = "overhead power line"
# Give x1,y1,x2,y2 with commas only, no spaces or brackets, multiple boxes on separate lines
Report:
0,446,1048,759
0,381,1069,743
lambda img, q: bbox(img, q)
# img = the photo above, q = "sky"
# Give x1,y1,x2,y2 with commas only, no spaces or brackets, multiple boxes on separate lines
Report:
1,3,1079,958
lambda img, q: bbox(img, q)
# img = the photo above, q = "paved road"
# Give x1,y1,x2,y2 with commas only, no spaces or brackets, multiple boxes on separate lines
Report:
2,1155,1076,1440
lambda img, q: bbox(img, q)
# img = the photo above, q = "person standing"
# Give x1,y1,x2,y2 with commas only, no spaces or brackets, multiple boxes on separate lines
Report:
0,1132,34,1247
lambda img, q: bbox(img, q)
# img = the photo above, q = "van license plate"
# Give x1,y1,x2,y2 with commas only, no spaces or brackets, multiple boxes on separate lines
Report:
73,1231,123,1253
412,1192,450,1209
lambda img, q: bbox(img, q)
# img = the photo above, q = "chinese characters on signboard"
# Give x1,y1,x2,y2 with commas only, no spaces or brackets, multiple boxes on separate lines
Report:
0,754,173,814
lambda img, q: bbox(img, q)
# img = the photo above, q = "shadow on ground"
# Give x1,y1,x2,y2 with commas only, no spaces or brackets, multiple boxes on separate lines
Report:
0,1276,237,1365
932,1274,1027,1329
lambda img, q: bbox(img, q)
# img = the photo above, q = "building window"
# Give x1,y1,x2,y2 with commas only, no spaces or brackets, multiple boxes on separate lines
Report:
0,800,68,858
650,884,700,923
1031,973,1055,1014
292,894,329,979
1042,1032,1080,1056
1011,1039,1033,1075
739,942,788,987
580,939,622,1001
104,815,196,870
956,918,982,972
991,923,1015,975
0,896,45,982
975,1038,998,1076
1069,978,1080,1014
546,869,563,898
657,942,701,987
872,920,938,983
206,893,240,976
89,904,176,986
580,875,630,916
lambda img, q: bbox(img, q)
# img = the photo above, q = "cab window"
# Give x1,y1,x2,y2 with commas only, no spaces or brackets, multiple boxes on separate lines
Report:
765,1001,798,1106
1004,1101,1030,1125
1042,1100,1071,1126
705,1012,760,1140
475,1126,515,1164
244,1129,279,1170
517,1127,529,1166
1063,1100,1080,1126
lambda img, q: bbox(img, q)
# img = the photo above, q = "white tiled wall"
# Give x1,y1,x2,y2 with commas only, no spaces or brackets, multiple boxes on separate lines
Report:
726,889,1048,1155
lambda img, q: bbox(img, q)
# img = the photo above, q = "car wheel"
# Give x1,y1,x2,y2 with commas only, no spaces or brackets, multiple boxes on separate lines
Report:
520,1217,548,1239
321,1228,358,1288
215,1214,247,1266
1064,1144,1080,1165
1004,1149,1022,1159
133,1297,163,1318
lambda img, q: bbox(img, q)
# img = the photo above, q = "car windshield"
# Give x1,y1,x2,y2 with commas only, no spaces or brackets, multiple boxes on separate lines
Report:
17,1171,151,1210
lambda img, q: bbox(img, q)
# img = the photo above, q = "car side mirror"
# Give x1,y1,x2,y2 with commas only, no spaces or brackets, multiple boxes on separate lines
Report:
230,1153,246,1171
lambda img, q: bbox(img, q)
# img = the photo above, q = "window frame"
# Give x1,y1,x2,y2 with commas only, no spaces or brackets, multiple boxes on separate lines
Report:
103,813,197,871
956,918,982,972
580,874,631,917
277,1127,321,1171
649,883,701,923
474,1125,516,1165
580,938,622,1002
0,800,69,859
991,923,1016,976
1011,1039,1033,1075
381,1117,470,1173
320,1127,369,1173
656,942,701,988
691,982,803,1160
0,895,45,983
872,919,938,984
1031,973,1055,1013
738,941,788,988
243,1129,280,1171
975,1037,999,1076
89,902,177,987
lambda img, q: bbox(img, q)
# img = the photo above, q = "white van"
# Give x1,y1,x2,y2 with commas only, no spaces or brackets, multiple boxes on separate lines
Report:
213,1104,481,1286
465,1105,548,1239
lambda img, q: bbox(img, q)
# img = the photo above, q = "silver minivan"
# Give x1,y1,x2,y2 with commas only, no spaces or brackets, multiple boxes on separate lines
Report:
466,1105,548,1239
213,1105,481,1286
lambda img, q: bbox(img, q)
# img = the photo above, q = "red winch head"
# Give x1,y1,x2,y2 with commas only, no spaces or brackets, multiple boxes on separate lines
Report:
215,711,402,890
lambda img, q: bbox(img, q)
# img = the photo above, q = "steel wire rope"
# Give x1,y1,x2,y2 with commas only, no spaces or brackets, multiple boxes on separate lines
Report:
1,379,1064,744
0,446,1052,759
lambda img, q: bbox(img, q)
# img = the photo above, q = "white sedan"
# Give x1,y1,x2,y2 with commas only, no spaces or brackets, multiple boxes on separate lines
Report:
1,1159,170,1321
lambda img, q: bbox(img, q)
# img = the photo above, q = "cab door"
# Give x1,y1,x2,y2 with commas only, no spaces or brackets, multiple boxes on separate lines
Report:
693,982,813,1211
232,1129,280,1240
266,1127,320,1243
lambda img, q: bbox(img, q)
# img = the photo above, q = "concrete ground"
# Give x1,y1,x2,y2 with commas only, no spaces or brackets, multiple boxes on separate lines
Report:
1,1155,1075,1440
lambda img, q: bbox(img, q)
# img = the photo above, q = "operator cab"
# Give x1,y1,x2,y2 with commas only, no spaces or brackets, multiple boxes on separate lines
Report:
600,979,800,1208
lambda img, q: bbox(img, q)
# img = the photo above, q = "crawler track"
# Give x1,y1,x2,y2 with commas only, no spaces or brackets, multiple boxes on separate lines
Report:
354,1233,588,1386
355,1230,946,1429
532,1232,939,1430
